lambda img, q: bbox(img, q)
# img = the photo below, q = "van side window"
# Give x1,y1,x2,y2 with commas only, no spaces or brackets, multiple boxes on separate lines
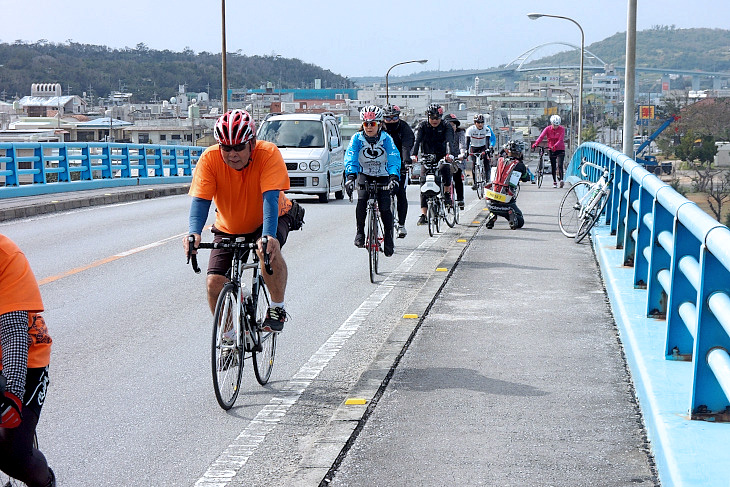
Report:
326,122,339,149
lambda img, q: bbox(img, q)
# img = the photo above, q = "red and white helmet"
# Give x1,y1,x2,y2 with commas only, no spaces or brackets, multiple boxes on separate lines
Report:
360,105,384,122
214,109,256,146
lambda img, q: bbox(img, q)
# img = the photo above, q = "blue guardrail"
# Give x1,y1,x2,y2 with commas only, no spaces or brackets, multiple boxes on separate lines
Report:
0,142,204,198
569,142,730,487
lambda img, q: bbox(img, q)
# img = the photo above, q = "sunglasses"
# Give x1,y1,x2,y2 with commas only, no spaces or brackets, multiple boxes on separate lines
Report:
429,116,441,120
384,116,399,121
475,121,484,124
220,142,248,152
363,121,378,127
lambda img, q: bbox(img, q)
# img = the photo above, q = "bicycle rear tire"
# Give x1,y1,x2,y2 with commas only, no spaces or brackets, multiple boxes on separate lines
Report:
252,279,276,385
212,283,244,410
427,200,436,237
559,181,591,238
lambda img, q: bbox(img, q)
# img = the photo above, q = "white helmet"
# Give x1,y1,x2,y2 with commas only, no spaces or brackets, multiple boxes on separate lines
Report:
360,105,384,123
550,115,561,126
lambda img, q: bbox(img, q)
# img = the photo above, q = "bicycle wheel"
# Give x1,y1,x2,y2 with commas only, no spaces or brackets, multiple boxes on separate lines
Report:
452,186,460,224
427,199,436,237
558,181,591,238
445,192,456,228
475,161,485,200
576,190,609,243
537,160,544,188
368,205,378,283
252,279,276,385
390,194,398,232
211,283,244,410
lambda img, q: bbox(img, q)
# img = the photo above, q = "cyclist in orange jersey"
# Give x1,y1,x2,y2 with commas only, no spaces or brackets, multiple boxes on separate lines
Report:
0,234,55,487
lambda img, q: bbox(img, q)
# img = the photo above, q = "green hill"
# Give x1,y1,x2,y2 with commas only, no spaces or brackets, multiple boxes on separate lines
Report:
529,26,730,72
357,27,730,90
0,41,354,102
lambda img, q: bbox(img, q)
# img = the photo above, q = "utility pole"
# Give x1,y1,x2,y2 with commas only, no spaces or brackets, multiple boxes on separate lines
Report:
622,0,637,156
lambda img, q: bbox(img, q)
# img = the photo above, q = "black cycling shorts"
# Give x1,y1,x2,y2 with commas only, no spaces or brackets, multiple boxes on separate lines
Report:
207,215,293,276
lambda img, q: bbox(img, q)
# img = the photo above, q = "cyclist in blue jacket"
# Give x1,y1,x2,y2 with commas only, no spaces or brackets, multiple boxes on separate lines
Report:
344,105,401,257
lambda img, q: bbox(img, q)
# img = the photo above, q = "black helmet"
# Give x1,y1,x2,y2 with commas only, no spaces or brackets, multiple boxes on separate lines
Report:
507,140,524,154
426,104,443,119
473,114,485,123
443,113,460,127
383,104,401,117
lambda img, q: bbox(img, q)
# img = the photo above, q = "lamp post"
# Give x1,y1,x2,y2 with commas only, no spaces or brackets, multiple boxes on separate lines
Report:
385,59,428,106
221,0,228,112
528,13,584,147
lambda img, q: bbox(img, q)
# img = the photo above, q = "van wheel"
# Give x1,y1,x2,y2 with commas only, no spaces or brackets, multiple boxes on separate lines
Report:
318,178,330,203
335,189,344,200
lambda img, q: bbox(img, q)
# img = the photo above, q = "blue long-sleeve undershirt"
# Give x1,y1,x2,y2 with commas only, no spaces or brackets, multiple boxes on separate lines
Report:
262,190,279,238
188,197,212,235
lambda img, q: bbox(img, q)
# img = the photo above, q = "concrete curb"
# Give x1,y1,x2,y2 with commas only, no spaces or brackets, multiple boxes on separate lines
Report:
0,184,191,222
284,205,490,486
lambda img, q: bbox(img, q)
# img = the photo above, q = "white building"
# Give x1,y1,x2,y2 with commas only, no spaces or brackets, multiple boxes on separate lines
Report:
590,65,621,103
356,86,450,120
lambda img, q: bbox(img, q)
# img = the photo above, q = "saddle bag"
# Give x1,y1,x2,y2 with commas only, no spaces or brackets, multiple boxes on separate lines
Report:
287,200,306,231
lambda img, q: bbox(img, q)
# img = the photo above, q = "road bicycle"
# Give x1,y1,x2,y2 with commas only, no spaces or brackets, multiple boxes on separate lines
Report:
558,159,613,243
469,148,489,199
420,155,457,237
535,146,546,188
0,375,38,487
187,236,277,410
350,180,390,283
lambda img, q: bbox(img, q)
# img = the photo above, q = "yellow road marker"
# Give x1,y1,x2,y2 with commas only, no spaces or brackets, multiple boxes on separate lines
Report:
457,239,467,243
472,220,481,224
436,267,448,272
403,314,419,319
345,398,367,405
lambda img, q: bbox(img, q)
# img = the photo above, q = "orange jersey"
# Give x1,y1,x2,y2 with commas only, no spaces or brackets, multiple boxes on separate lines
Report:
189,141,292,235
0,234,52,369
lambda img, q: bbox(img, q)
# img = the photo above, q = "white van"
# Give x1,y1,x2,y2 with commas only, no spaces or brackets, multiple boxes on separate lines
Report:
257,112,345,203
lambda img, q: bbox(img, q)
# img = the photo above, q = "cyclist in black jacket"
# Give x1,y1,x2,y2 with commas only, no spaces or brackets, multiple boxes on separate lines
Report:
382,105,415,238
410,104,459,225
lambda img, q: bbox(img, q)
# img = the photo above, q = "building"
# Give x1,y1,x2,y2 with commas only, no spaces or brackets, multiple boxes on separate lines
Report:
16,83,87,117
590,65,621,103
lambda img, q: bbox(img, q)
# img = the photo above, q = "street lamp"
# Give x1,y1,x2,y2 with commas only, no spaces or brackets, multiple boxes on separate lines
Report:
386,59,428,106
528,13,584,146
221,0,228,112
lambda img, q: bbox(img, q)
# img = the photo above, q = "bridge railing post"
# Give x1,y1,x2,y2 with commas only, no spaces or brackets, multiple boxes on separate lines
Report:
691,226,730,420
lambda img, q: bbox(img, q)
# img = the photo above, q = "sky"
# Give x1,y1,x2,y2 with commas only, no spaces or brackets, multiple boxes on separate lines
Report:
1,0,728,79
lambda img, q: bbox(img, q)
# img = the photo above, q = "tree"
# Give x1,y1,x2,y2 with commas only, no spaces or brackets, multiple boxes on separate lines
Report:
582,124,598,143
706,169,730,222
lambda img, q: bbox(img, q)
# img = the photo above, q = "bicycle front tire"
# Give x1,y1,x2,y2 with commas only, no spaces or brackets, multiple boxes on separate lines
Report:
252,279,276,385
368,205,378,283
537,160,544,188
474,160,485,200
558,181,591,238
576,190,609,243
212,283,244,410
445,198,456,228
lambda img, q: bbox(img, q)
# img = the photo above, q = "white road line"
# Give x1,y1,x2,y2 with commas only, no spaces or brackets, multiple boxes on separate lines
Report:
194,235,442,487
